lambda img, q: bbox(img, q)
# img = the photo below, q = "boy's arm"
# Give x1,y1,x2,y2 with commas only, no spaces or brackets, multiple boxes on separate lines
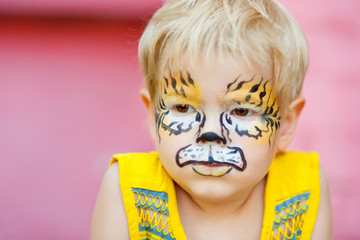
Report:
311,164,333,239
91,162,129,240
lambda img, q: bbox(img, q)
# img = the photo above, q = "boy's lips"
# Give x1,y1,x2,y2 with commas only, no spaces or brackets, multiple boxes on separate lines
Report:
191,163,233,177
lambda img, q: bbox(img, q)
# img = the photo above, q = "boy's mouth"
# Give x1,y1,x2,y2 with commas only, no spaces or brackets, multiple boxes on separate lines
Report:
175,144,247,176
191,163,233,177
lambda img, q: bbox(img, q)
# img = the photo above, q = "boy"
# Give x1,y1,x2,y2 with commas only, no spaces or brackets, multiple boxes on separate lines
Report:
91,0,332,239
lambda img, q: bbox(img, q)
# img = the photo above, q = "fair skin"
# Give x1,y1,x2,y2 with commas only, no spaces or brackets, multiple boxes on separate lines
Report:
91,162,129,240
91,54,332,239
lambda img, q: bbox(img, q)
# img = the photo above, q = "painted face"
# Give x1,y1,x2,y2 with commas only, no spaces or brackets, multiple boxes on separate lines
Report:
153,56,281,199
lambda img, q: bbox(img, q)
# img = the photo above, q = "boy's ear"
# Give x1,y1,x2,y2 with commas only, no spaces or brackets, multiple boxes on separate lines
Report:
276,96,305,152
140,89,157,142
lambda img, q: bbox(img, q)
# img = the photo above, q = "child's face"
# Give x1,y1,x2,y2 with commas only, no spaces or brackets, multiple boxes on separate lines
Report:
153,55,281,199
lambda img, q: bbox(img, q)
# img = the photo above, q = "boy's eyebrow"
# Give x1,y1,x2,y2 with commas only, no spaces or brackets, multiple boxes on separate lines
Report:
161,72,197,99
225,77,270,107
165,72,195,88
225,75,255,94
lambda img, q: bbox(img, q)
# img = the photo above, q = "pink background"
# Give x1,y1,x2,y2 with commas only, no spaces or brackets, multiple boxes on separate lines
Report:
1,0,359,239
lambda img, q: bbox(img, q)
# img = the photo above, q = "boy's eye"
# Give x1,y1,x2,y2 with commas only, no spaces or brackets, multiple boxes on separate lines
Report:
231,108,249,116
174,104,194,113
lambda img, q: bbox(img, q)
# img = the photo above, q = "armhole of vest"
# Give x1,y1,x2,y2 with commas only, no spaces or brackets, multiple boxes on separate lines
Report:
302,152,321,239
110,154,140,239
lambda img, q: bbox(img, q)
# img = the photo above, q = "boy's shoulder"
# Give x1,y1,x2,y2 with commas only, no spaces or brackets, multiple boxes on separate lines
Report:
268,152,332,239
261,152,323,239
90,162,129,239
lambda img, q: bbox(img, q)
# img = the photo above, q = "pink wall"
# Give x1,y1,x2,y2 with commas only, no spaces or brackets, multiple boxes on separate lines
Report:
0,0,163,18
1,0,359,239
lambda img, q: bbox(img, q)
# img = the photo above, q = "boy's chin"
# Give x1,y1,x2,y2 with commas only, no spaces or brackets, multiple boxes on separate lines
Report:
176,170,248,203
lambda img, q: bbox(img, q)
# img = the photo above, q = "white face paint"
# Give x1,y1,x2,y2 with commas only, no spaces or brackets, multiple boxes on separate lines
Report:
161,106,199,136
176,144,246,177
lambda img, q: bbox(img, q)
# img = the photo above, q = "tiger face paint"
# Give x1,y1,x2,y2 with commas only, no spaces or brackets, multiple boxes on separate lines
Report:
154,55,281,205
155,69,280,179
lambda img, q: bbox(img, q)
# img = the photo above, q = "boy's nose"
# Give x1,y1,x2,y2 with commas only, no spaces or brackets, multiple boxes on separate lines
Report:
196,112,227,144
196,132,226,145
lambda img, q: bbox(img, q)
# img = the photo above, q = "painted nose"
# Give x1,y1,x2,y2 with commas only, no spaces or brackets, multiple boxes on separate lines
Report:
196,132,226,145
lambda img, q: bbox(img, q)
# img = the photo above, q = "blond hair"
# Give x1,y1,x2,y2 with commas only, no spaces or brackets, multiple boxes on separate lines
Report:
138,0,308,110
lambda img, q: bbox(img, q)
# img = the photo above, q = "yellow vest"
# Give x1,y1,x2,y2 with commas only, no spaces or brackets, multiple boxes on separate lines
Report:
110,151,320,240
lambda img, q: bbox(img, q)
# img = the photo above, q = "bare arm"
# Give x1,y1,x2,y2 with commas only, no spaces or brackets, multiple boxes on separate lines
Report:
311,164,333,239
91,162,129,240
